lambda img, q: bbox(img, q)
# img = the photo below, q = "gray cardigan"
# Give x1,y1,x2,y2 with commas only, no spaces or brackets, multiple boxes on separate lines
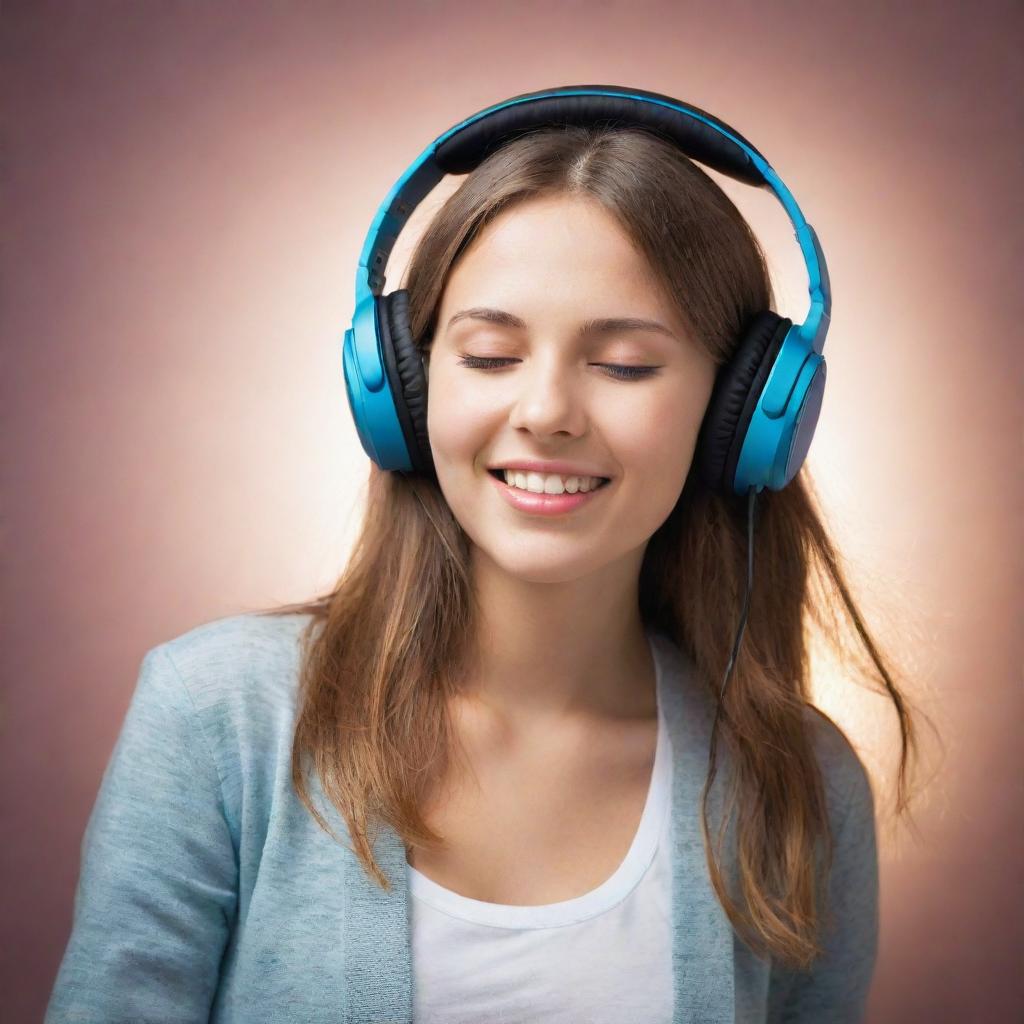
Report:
45,611,878,1023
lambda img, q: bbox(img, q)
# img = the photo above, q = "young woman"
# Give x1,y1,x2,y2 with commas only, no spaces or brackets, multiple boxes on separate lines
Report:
46,94,927,1024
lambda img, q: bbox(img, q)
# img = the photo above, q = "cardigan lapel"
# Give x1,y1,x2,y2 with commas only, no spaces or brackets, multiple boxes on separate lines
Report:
651,629,738,1024
342,813,414,1023
341,628,737,1024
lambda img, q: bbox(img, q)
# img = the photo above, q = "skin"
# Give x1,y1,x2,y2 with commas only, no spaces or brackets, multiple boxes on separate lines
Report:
424,193,717,757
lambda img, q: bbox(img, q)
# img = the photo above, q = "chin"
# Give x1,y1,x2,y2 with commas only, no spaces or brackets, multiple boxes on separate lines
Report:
471,537,621,585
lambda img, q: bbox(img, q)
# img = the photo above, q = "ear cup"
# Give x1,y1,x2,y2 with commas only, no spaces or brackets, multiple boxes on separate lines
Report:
377,289,435,478
695,310,793,496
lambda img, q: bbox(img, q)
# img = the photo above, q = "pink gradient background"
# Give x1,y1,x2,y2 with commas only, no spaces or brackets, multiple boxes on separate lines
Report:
3,1,1021,1020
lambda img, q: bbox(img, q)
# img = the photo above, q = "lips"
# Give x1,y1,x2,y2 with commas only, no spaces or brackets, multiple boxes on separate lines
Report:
488,466,612,516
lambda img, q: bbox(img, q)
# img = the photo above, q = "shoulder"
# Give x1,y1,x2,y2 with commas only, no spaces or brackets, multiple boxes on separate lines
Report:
156,609,315,713
655,628,874,829
800,704,877,842
144,610,318,800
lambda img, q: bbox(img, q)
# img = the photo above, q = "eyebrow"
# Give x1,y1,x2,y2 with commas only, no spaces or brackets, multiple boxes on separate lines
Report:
445,307,679,341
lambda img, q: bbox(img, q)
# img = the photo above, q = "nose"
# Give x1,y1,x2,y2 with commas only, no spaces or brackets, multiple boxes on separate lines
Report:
506,353,589,440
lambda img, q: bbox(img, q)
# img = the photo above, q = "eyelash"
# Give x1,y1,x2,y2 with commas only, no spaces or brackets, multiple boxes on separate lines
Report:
455,356,660,381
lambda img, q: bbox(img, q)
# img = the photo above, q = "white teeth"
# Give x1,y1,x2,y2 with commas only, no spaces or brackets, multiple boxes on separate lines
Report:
500,470,607,495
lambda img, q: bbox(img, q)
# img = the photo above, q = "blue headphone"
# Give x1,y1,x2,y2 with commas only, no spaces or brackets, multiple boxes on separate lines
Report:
341,84,831,498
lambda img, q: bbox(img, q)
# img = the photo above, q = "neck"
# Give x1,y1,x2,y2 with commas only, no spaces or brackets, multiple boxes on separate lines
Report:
453,546,657,733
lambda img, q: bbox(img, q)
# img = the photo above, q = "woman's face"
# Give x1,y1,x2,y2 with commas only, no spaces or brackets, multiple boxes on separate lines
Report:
425,193,718,584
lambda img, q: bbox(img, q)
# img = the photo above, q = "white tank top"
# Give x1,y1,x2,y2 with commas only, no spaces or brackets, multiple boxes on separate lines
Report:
408,631,675,1023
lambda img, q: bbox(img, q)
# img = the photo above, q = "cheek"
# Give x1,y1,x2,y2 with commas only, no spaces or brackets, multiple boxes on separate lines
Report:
611,393,704,480
425,371,502,485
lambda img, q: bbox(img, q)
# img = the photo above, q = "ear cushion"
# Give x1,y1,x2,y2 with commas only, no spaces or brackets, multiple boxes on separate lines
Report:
377,289,435,478
695,311,792,495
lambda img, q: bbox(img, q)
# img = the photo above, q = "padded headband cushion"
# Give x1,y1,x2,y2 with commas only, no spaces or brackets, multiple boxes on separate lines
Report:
434,86,767,188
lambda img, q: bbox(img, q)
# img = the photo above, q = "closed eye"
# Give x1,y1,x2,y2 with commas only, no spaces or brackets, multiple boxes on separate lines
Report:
455,355,660,381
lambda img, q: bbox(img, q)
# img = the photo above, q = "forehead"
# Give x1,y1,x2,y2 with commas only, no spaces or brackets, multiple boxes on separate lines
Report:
440,195,669,314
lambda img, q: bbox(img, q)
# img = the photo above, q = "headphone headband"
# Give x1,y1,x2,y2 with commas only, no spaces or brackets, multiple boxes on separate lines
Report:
354,85,830,367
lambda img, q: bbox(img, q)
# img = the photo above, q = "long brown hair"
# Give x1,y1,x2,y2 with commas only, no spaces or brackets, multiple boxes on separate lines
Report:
257,125,934,970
